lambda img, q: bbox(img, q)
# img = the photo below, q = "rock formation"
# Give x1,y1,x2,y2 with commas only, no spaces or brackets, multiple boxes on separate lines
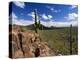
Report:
9,28,55,59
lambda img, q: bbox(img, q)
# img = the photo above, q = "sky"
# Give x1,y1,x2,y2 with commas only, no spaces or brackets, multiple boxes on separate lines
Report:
9,1,78,27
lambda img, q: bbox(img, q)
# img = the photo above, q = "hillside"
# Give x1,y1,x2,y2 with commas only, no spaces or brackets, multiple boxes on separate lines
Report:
9,24,78,56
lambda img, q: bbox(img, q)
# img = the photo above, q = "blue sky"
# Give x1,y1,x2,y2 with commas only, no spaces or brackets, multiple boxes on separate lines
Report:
9,1,78,27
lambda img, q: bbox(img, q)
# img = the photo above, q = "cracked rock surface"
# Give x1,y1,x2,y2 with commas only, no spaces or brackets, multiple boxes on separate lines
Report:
9,28,55,59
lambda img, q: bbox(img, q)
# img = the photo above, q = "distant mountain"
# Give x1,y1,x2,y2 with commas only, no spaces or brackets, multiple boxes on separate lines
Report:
9,23,78,30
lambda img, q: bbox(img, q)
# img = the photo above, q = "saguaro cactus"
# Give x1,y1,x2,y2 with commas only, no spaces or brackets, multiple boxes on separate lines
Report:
70,24,72,55
38,20,41,29
34,9,38,33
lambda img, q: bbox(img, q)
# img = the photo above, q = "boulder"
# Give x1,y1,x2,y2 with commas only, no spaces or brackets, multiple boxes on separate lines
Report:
9,28,55,58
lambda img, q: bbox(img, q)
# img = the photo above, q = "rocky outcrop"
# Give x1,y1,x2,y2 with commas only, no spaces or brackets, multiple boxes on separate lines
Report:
9,28,55,59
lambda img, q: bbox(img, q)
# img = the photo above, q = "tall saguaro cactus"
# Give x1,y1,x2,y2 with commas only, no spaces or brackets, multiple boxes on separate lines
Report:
34,9,38,33
38,20,41,29
70,24,72,55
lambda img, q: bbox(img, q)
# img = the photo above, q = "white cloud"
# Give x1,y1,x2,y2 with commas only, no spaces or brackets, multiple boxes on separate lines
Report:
68,13,78,20
28,12,40,22
11,12,18,19
13,1,25,8
41,14,53,20
28,12,35,18
46,6,61,13
50,8,61,13
12,19,34,26
28,12,53,21
61,12,78,27
41,20,78,27
50,8,54,11
48,15,53,19
64,13,78,21
9,12,78,27
54,10,61,13
9,12,18,24
9,12,34,26
70,5,77,9
46,6,54,11
41,12,78,27
42,14,49,20
46,6,55,11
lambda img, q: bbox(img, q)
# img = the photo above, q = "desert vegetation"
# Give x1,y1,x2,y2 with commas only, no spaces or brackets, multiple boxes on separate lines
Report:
9,9,78,58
